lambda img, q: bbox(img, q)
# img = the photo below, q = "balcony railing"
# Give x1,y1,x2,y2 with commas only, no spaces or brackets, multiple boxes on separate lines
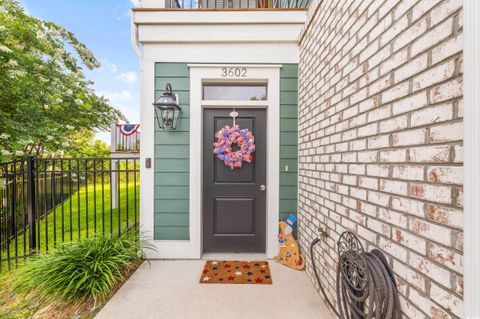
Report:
166,0,309,9
112,124,140,154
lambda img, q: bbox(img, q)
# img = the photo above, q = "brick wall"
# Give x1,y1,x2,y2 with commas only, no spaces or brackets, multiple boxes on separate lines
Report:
297,0,463,318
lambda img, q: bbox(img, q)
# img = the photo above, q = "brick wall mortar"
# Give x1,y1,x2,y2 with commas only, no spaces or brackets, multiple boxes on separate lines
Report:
298,0,464,318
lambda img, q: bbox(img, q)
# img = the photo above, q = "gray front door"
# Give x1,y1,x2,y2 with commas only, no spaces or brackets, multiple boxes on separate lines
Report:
203,109,267,252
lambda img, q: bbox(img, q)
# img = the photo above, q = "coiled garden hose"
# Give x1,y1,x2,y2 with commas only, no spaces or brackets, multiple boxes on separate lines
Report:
309,231,402,319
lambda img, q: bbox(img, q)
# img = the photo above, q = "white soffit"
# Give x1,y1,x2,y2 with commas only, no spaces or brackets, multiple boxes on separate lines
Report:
143,43,300,63
133,10,307,44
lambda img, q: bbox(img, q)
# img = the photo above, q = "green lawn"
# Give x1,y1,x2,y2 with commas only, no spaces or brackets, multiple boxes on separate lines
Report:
1,182,140,272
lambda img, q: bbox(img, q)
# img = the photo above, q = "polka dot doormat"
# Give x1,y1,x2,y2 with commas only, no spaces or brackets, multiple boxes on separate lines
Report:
199,260,273,284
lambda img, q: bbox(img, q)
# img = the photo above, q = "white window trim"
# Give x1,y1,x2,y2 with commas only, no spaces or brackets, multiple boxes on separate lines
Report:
201,100,268,108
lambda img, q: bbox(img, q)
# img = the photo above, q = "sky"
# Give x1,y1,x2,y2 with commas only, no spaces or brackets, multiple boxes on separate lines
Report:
20,0,140,145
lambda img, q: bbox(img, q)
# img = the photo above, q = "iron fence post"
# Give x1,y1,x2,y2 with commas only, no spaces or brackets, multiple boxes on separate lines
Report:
26,156,36,253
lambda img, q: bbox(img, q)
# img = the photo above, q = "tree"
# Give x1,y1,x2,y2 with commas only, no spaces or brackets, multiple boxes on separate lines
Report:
64,129,110,158
0,0,124,161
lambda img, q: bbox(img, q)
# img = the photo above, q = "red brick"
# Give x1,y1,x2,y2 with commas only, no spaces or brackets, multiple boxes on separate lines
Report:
392,165,424,181
393,228,426,254
430,122,463,143
410,183,452,204
410,218,452,246
427,166,463,185
427,243,463,274
430,78,463,103
409,145,451,163
409,253,451,288
427,204,463,229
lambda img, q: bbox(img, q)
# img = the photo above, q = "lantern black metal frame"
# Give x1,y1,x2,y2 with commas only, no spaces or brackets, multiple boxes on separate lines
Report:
153,83,182,130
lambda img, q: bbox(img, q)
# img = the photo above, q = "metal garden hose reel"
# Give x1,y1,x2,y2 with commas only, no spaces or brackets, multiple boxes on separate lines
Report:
310,231,402,319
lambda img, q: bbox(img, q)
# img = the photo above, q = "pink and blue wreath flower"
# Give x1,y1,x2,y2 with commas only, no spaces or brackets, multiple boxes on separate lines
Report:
212,125,255,170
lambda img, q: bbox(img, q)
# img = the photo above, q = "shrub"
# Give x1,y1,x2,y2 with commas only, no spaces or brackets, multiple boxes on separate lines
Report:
16,231,147,303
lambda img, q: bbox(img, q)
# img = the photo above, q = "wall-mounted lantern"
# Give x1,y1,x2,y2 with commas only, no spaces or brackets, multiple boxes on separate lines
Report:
153,83,181,130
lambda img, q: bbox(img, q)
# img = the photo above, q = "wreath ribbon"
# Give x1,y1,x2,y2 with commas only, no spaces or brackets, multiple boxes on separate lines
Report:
212,125,255,170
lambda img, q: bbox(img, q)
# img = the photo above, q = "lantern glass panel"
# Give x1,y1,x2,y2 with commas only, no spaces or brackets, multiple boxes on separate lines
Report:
162,108,175,129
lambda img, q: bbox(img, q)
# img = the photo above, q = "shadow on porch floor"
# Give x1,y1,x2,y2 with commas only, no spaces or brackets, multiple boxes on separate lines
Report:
95,259,333,319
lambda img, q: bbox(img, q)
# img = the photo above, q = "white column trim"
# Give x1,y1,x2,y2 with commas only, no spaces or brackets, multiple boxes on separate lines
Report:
139,55,156,256
464,1,480,318
140,56,201,259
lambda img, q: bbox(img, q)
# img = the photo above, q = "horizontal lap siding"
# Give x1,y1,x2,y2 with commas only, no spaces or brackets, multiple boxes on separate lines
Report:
280,64,299,222
154,63,190,240
154,63,298,239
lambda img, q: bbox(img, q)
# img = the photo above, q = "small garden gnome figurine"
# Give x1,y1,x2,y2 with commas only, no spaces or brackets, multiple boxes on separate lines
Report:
274,214,305,270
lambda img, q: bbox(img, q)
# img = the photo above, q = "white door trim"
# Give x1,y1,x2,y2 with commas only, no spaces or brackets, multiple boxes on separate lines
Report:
190,64,281,258
464,1,480,317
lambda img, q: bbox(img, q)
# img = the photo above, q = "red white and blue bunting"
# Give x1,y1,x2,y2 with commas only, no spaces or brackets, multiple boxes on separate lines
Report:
117,124,140,136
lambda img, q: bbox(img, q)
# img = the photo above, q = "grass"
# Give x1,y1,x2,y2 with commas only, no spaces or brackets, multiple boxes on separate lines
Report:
0,181,142,319
1,182,140,273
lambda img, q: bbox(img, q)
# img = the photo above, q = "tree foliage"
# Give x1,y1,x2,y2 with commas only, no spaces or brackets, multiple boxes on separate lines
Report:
64,129,110,158
0,0,124,161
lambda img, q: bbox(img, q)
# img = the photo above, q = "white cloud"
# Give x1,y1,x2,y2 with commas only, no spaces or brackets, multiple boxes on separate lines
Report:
106,63,118,73
130,0,140,6
116,104,140,123
115,71,138,84
100,90,134,102
98,58,118,73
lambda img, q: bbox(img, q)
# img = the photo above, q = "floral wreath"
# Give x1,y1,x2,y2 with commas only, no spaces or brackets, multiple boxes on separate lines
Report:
213,125,255,170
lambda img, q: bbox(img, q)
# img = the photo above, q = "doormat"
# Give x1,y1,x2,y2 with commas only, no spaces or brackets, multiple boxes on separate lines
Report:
199,260,272,284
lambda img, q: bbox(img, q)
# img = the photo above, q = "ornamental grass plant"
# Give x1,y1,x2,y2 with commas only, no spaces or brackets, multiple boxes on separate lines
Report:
15,230,149,305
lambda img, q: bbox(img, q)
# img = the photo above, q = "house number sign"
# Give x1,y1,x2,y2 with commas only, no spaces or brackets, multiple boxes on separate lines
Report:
221,67,247,78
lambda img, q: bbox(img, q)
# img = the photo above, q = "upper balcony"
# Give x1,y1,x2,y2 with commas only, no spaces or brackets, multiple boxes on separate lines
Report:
135,0,309,9
132,0,308,64
111,124,140,155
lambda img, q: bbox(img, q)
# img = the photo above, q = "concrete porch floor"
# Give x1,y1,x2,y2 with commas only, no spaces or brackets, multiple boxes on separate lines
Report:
95,259,334,319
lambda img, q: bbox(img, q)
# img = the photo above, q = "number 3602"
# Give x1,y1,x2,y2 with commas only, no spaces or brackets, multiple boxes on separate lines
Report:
221,67,247,78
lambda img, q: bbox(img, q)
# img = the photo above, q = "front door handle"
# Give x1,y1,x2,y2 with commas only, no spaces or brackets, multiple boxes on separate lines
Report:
260,185,266,191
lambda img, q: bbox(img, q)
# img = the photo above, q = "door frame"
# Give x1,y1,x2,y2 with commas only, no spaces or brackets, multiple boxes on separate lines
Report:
202,108,267,253
189,64,281,258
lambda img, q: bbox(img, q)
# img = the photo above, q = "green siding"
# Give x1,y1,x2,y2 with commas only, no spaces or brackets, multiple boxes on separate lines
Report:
154,63,190,240
154,226,189,240
279,64,298,223
153,63,298,240
155,186,189,200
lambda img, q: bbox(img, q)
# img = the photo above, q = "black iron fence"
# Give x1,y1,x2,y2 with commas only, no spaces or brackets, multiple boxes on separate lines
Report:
0,157,140,272
167,0,309,9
